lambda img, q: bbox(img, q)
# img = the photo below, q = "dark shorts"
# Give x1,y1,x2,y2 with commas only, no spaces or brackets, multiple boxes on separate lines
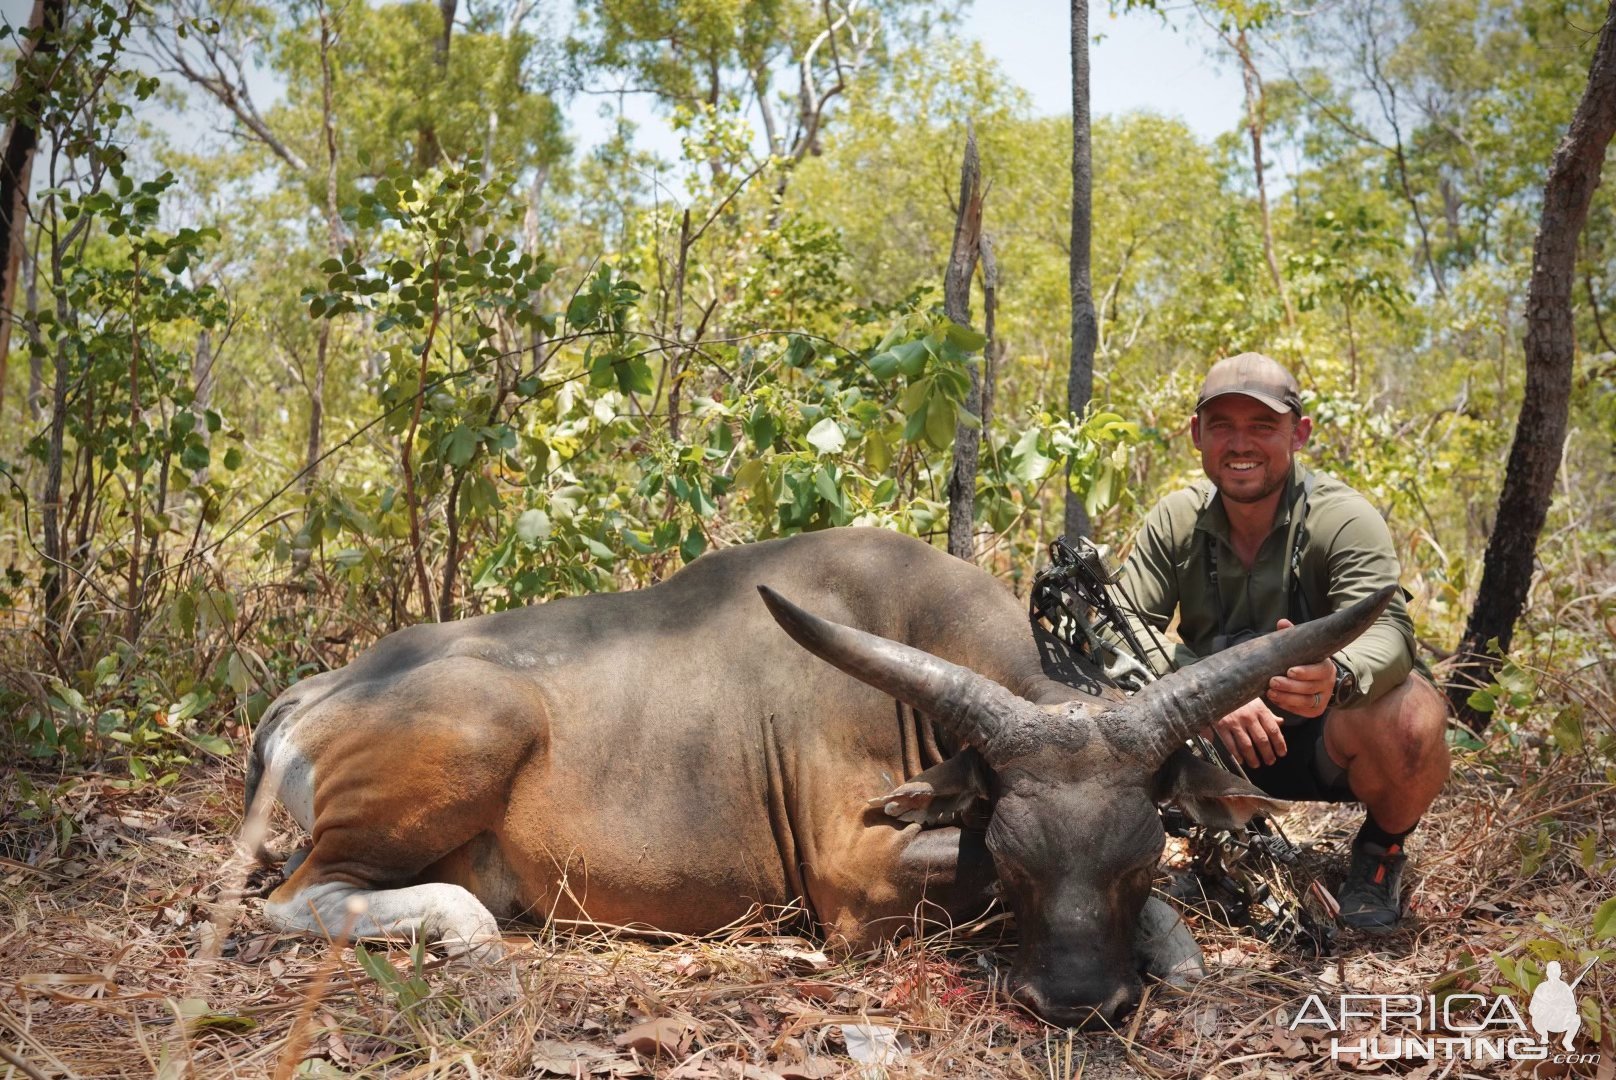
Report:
1242,710,1358,803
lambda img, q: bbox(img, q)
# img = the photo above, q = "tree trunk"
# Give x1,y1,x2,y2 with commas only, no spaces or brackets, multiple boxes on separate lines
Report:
25,239,42,419
1449,0,1616,729
945,128,984,562
301,2,345,491
0,0,64,419
41,230,71,624
981,232,999,438
303,323,327,491
192,327,213,483
1235,28,1294,327
1066,0,1096,541
126,258,144,644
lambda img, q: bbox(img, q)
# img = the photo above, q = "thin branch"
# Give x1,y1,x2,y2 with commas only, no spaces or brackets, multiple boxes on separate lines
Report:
145,5,310,173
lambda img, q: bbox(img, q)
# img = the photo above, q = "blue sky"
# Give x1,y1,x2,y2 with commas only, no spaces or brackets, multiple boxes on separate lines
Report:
975,0,1243,136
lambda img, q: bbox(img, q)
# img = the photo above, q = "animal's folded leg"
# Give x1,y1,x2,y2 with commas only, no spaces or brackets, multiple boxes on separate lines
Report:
264,879,505,961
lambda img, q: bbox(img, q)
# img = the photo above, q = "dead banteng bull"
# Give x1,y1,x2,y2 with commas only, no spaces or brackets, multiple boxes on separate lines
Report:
247,527,1391,1026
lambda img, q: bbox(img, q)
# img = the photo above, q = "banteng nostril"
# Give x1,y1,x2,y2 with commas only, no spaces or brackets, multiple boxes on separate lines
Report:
1010,979,1138,1029
1009,981,1047,1012
1095,982,1138,1023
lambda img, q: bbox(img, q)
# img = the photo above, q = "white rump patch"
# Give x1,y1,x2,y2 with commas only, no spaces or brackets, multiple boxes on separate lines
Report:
258,714,316,832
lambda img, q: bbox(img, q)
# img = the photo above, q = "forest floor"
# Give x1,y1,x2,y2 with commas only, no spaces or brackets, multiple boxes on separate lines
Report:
1,734,1611,1080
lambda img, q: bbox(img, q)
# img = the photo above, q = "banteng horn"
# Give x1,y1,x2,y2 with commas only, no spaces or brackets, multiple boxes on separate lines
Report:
1113,585,1397,765
757,585,1040,765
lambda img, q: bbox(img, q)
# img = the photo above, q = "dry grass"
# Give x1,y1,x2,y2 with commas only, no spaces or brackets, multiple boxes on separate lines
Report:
2,723,1612,1080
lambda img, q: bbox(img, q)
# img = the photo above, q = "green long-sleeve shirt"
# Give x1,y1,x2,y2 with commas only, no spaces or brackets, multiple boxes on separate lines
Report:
1114,462,1423,707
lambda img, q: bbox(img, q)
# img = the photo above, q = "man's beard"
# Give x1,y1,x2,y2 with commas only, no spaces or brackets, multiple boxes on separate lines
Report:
1216,464,1289,504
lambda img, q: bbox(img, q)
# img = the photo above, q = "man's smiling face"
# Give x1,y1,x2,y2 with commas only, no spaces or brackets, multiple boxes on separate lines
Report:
1191,394,1312,505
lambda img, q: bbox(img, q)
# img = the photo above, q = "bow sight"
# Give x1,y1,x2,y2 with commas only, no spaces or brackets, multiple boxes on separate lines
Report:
1029,536,1339,955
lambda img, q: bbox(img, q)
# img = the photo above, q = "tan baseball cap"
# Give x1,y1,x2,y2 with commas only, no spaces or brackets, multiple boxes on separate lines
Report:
1195,352,1302,415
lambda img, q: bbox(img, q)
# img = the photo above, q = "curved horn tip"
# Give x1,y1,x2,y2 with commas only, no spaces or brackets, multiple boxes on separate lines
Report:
756,583,791,618
757,584,814,638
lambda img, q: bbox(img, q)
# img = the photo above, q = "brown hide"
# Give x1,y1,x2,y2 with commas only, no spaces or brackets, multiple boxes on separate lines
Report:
251,528,1099,944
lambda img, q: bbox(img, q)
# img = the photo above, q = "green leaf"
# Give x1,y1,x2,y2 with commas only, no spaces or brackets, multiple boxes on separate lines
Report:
1084,462,1118,518
747,409,777,451
944,323,987,352
1467,689,1496,713
1581,997,1602,1043
617,357,655,396
813,466,845,510
923,395,955,450
687,481,717,517
174,591,197,637
470,536,515,590
226,651,249,694
1593,896,1616,940
444,425,478,468
902,401,928,444
893,339,930,377
733,458,765,493
1551,706,1584,753
867,351,900,379
900,376,932,413
515,508,551,543
186,732,234,757
784,335,816,368
92,654,119,687
222,447,243,470
679,526,706,563
566,292,601,329
356,944,406,995
806,417,846,455
1010,428,1051,484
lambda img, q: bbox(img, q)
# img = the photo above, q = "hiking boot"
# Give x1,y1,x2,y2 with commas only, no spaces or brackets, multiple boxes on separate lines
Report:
1337,840,1407,932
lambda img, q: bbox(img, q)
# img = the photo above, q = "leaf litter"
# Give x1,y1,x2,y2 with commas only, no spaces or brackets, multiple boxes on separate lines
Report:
2,708,1613,1079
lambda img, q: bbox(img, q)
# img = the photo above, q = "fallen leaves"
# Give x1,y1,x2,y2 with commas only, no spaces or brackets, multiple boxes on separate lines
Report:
532,1039,646,1077
615,1016,693,1058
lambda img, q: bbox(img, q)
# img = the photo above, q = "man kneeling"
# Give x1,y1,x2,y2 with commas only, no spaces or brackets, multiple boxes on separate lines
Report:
1113,353,1450,930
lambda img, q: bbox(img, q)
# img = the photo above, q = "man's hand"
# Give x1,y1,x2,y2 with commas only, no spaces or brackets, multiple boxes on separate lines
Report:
1265,617,1337,719
1209,698,1288,768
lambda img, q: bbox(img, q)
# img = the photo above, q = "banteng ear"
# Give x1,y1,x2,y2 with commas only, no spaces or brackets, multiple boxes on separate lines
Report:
1152,748,1290,831
867,748,988,826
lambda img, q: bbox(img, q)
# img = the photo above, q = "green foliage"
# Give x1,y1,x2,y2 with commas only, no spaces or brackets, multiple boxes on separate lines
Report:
1488,905,1616,1044
1287,207,1410,322
1000,408,1144,525
265,0,566,193
0,1,253,787
356,940,434,1014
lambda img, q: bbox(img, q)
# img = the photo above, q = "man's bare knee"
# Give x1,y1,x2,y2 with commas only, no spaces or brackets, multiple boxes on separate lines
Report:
1330,676,1448,783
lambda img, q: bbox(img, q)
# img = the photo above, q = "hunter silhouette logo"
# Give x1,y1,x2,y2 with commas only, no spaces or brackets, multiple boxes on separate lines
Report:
1530,961,1591,1050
